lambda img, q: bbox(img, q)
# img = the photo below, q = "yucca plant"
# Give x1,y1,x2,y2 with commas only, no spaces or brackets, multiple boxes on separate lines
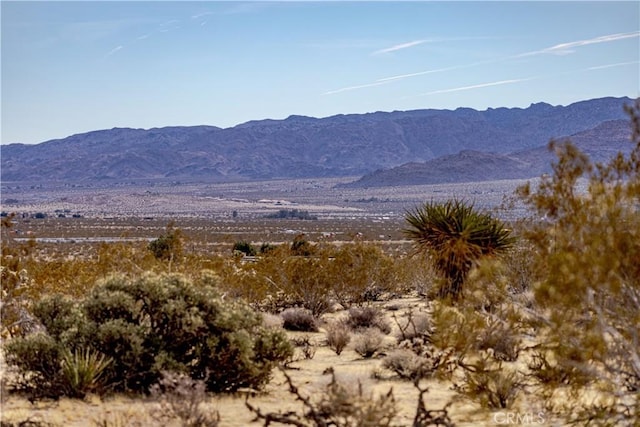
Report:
404,199,514,300
60,347,113,399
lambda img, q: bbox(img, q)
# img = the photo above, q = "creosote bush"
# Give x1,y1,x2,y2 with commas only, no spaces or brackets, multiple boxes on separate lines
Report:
4,273,293,398
515,99,640,423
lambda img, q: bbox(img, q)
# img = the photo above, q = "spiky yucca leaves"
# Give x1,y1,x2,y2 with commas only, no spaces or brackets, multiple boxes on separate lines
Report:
404,199,514,300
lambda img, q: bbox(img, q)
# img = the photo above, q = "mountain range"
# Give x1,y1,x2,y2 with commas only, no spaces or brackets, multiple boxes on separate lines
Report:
1,96,634,185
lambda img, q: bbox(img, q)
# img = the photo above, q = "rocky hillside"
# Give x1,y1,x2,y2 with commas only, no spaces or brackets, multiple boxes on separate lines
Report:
343,119,632,187
1,97,633,183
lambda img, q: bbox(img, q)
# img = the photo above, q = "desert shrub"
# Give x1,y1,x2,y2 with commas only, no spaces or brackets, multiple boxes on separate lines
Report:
149,371,220,427
404,199,514,300
392,308,431,343
232,241,257,256
352,328,385,358
280,307,318,332
0,214,40,338
476,320,521,362
326,243,398,308
148,222,183,262
290,335,316,361
382,349,431,381
382,344,457,383
344,306,391,334
455,354,524,409
4,273,293,397
246,368,398,427
4,332,65,399
515,100,640,422
290,234,314,256
429,303,485,354
325,321,351,356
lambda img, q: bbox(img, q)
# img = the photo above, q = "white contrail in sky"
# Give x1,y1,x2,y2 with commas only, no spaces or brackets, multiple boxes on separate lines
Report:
410,78,531,97
587,60,639,70
517,31,640,57
104,45,123,58
323,81,391,95
372,40,426,55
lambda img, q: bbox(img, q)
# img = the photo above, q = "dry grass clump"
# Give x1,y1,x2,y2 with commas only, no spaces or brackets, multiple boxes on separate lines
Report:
324,321,351,356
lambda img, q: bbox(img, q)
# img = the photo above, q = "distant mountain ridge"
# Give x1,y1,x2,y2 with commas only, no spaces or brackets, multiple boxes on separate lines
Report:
343,119,632,187
1,96,634,184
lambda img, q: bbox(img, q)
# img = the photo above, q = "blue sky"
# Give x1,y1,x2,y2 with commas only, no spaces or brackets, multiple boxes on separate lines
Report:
2,1,639,145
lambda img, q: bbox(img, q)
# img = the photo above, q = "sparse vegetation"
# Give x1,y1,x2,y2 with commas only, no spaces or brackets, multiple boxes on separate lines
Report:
2,99,638,425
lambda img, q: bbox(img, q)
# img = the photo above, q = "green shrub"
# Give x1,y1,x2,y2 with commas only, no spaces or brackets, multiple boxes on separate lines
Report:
515,100,640,423
148,222,183,261
233,241,257,256
4,273,293,397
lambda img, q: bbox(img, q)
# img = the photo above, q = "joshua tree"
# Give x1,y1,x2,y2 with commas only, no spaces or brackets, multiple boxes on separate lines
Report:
404,199,514,300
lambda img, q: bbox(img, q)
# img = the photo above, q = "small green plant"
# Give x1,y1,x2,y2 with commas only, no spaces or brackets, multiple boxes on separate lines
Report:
60,348,113,399
404,199,514,300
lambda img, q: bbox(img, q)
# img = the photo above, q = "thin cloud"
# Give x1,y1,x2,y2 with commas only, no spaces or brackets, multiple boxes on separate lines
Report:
377,62,488,82
137,34,150,40
104,45,123,58
322,80,391,96
410,78,531,97
324,60,490,95
191,12,212,20
518,31,640,57
372,40,426,55
588,60,639,70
